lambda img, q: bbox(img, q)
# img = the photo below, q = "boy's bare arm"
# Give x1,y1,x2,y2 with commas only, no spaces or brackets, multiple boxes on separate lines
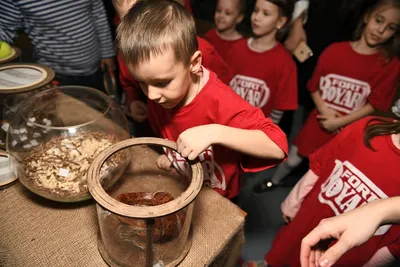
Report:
177,124,286,161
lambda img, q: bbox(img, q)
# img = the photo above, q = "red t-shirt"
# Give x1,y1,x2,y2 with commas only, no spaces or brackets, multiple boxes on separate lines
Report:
294,42,400,157
147,70,288,199
204,29,244,64
184,0,192,14
266,116,400,267
227,38,298,117
118,36,233,104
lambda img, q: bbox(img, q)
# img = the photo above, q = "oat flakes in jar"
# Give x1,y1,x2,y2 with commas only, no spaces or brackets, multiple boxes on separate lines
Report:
6,86,131,202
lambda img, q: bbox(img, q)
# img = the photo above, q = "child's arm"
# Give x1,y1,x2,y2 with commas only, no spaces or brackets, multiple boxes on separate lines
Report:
177,124,286,161
0,0,23,43
91,0,116,67
317,103,375,133
281,169,319,221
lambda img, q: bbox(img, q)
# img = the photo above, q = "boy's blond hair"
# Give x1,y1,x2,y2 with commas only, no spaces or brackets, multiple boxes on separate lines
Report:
117,0,198,68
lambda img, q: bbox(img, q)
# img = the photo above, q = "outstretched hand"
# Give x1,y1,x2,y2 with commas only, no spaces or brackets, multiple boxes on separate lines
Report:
300,205,381,267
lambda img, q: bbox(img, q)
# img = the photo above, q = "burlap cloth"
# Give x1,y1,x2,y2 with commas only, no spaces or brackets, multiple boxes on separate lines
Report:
0,181,244,267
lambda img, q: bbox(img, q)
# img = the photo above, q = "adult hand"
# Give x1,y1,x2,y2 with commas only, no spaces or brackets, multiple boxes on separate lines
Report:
300,206,381,267
129,100,148,123
112,0,137,19
285,18,307,53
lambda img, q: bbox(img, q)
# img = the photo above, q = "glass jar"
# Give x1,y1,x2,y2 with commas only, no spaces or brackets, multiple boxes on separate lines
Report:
0,63,55,149
0,63,55,187
6,86,130,202
87,138,203,267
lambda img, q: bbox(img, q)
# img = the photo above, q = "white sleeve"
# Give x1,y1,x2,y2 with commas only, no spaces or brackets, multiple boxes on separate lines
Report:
292,0,310,24
281,169,319,219
363,246,395,267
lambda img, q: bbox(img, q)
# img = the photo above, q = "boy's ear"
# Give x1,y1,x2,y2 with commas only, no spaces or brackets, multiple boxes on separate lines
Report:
277,16,288,30
190,50,202,74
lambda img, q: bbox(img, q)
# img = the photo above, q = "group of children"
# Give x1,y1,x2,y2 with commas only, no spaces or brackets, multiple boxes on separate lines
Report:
113,0,400,266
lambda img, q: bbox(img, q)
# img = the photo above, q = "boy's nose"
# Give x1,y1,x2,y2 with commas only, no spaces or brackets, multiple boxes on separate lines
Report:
147,87,162,101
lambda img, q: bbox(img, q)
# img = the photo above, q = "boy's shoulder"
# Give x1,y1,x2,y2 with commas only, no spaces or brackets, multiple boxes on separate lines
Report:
201,69,252,106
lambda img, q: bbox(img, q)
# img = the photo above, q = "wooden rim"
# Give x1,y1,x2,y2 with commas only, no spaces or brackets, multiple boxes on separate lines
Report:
87,137,203,219
0,63,55,94
0,47,21,64
0,149,17,187
0,149,8,158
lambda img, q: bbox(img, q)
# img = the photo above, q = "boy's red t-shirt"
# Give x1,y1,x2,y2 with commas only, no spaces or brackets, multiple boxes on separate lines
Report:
266,116,400,267
227,39,298,117
294,42,400,157
204,29,244,63
147,70,288,199
118,37,233,104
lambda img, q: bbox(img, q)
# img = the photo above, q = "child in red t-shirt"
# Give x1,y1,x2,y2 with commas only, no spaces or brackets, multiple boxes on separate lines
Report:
117,0,288,199
253,0,400,193
227,0,298,124
263,116,400,267
114,0,233,128
204,0,246,63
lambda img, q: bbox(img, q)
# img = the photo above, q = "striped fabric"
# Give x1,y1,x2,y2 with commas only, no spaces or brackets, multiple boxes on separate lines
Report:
0,0,115,76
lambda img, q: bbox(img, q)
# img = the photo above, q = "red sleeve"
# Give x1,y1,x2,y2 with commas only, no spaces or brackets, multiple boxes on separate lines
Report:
215,86,289,171
184,0,193,15
367,58,400,111
117,53,140,104
273,50,298,111
387,237,400,260
113,15,120,26
198,36,233,85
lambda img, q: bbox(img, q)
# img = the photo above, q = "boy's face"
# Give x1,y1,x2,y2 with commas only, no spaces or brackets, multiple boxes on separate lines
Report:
129,50,193,109
215,0,243,32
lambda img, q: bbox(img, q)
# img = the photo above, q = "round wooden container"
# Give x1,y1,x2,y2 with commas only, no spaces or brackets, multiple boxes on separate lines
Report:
0,63,54,187
88,138,203,267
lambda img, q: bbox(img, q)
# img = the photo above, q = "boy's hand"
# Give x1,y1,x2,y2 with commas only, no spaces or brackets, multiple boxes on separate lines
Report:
130,100,148,123
177,125,219,160
112,0,138,19
156,154,172,171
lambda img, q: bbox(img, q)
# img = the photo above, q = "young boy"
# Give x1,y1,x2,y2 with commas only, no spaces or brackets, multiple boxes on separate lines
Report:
117,0,288,199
